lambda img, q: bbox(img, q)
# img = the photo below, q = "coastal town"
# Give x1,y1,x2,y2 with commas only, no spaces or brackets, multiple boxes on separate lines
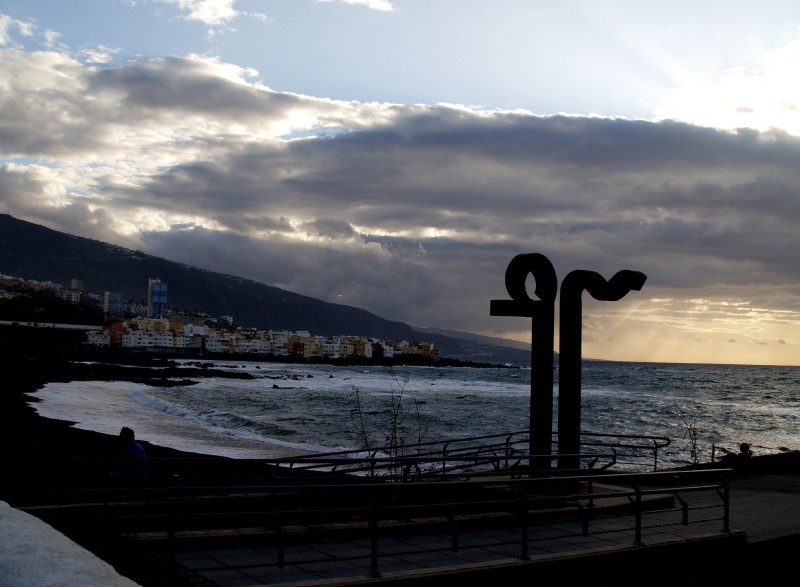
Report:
0,274,440,361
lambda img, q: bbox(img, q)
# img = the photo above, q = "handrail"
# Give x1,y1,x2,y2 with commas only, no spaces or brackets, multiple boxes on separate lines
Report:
4,452,619,490
4,464,731,507
4,431,670,491
276,429,671,473
6,466,733,580
578,430,671,471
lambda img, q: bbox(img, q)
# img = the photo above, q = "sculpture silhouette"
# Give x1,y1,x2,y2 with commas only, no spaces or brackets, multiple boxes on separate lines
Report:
492,254,646,472
490,253,557,467
557,269,647,469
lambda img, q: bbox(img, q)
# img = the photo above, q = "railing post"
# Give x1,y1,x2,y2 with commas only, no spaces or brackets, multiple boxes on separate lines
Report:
652,439,659,471
632,484,643,545
168,509,176,561
578,502,589,537
519,490,530,560
369,505,381,578
675,493,689,525
449,515,459,552
277,526,285,568
722,477,731,533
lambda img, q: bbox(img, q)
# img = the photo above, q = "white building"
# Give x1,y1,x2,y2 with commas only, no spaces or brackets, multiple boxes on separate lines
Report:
232,337,271,354
87,330,111,346
204,334,233,353
174,335,202,350
184,323,208,336
121,330,174,348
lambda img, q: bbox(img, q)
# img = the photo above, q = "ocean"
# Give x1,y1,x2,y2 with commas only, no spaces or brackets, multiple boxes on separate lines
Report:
27,359,800,470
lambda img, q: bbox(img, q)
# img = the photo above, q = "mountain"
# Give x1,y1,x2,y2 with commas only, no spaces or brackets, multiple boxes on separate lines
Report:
0,215,529,363
413,326,532,365
414,326,531,351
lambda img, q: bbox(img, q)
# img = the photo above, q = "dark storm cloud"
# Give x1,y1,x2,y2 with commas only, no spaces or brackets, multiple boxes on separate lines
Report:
117,96,800,335
139,108,800,233
140,224,436,323
342,108,800,171
2,51,800,357
301,218,358,239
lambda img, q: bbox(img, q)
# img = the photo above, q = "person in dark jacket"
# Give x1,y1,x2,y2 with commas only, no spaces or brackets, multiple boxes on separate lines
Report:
718,442,752,474
118,426,147,479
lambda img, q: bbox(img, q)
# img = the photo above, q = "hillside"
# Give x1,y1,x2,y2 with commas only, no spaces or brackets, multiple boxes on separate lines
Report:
0,215,530,363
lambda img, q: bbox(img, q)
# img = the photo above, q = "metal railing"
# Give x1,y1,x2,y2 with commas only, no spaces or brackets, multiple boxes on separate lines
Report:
3,430,671,499
273,429,671,477
5,465,732,582
2,430,672,502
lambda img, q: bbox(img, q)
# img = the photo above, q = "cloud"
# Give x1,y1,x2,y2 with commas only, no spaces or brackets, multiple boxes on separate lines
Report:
318,0,395,11
78,45,122,65
162,0,395,31
1,47,799,365
0,13,34,46
169,0,239,26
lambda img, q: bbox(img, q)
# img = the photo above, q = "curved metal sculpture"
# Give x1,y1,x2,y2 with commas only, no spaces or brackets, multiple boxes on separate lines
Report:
490,253,558,466
557,269,647,469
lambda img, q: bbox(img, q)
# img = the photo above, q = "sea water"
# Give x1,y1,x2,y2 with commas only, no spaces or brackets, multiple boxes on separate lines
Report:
28,359,800,469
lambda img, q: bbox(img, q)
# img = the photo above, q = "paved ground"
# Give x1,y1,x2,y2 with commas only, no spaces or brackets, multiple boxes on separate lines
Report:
5,473,798,587
151,473,800,586
721,474,800,542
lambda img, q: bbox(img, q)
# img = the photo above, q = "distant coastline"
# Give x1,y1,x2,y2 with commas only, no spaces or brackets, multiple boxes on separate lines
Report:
0,322,519,370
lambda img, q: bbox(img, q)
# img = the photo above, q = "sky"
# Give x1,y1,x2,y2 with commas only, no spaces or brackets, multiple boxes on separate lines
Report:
1,1,799,366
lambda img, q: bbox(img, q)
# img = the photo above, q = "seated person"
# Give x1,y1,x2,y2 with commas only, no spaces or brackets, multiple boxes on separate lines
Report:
118,426,147,479
718,442,752,471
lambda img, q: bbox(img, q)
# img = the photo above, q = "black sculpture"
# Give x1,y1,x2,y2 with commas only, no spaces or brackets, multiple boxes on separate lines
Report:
490,253,557,466
491,254,646,471
557,269,646,470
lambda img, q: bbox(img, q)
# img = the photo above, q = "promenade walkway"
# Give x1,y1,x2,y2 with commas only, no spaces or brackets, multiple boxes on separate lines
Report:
4,441,799,587
3,473,799,586
134,473,800,586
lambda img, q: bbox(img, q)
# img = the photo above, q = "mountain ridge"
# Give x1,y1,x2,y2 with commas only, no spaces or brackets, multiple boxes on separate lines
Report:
0,214,530,364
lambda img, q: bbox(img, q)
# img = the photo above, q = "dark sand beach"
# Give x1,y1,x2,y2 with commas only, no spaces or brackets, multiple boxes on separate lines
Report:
0,326,251,463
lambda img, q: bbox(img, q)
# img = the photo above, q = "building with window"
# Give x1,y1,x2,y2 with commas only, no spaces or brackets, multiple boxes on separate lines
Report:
103,291,124,317
147,278,168,318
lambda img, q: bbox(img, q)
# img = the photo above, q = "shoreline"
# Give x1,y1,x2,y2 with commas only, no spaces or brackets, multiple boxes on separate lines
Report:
3,350,232,461
3,344,799,474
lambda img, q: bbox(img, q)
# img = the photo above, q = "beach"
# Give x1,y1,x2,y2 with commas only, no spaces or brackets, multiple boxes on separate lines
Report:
1,344,237,462
0,346,226,587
